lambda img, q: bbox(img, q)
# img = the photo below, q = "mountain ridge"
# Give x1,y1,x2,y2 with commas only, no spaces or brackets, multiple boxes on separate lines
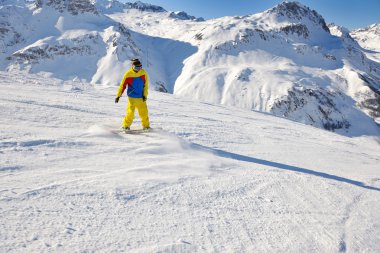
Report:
351,23,380,52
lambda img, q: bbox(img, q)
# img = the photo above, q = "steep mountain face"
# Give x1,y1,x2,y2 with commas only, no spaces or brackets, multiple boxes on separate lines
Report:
172,2,380,136
351,23,380,51
328,24,380,123
0,5,26,52
35,0,99,15
0,0,379,136
91,0,168,15
0,0,141,85
94,0,204,21
0,0,203,86
268,1,329,32
91,0,125,13
349,24,380,123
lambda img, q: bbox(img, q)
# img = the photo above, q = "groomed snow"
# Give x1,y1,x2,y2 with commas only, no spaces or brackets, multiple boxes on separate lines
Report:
1,71,379,252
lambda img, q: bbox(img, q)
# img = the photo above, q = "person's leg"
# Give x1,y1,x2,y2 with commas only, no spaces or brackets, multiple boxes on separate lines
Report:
136,99,150,128
123,98,136,128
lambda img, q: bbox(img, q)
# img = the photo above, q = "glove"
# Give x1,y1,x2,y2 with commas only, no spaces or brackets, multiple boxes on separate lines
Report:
115,97,120,103
142,96,147,102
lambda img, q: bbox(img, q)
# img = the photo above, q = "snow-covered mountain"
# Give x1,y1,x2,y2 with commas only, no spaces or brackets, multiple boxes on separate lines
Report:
0,0,379,136
171,2,380,136
351,23,380,51
0,0,142,86
350,23,380,74
0,0,203,85
92,0,204,22
35,0,99,15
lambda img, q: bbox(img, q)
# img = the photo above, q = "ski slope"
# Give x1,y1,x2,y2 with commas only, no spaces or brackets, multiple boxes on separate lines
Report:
1,71,380,252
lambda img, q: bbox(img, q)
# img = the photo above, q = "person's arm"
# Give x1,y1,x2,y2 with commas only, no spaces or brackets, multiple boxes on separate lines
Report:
143,72,149,99
116,72,129,98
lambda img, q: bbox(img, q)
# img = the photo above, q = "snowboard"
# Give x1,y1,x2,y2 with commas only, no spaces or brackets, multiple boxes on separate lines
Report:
116,127,154,135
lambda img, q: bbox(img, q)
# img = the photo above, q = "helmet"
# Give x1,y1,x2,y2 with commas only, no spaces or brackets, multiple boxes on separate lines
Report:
131,58,142,67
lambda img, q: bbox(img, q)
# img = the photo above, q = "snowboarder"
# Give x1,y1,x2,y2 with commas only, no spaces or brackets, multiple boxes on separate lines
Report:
115,58,150,131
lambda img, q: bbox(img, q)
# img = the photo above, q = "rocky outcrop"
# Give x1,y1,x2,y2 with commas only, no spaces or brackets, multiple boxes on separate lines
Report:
267,1,329,32
271,87,351,131
35,0,98,15
280,24,309,38
169,11,204,22
0,21,24,51
125,1,165,12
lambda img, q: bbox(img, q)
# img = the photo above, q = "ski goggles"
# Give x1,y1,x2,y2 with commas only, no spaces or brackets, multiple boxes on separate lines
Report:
133,65,142,70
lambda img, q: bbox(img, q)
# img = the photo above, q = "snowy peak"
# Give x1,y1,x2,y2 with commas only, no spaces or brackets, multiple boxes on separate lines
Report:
91,0,125,14
328,23,359,47
328,23,358,45
34,0,98,15
353,23,380,35
89,0,203,21
266,1,329,33
91,0,167,14
351,23,380,51
328,23,350,37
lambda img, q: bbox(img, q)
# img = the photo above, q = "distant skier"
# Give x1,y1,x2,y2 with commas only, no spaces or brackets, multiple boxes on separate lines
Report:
115,58,150,131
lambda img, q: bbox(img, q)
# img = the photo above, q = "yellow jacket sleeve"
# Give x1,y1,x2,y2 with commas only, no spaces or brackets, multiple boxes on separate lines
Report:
143,71,149,98
116,71,128,98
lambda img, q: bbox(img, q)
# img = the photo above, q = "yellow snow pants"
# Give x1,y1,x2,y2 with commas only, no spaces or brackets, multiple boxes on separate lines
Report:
123,97,150,128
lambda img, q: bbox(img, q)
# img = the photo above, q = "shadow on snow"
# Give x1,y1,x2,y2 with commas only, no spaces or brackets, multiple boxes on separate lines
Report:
193,144,380,192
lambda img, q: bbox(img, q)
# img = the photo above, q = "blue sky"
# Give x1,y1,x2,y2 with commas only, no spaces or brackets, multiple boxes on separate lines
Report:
124,0,380,30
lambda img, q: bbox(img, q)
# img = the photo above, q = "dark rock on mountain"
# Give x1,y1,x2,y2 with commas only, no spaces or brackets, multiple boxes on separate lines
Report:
125,1,165,12
169,11,204,22
34,0,98,15
268,1,330,32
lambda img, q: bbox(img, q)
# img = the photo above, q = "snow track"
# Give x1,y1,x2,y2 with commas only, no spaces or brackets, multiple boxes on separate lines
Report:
1,72,380,252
